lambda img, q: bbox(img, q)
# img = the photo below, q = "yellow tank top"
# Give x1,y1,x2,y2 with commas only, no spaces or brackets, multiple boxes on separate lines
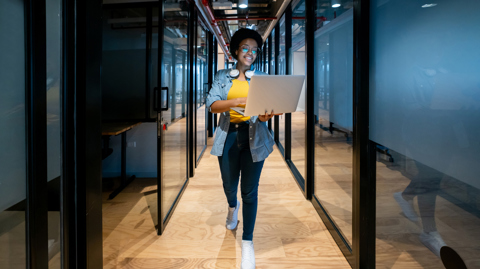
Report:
227,79,251,123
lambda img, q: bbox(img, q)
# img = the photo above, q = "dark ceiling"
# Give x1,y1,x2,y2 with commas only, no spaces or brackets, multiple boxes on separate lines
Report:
104,0,354,59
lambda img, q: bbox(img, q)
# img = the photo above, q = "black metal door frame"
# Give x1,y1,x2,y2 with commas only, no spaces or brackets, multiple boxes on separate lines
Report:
25,0,48,267
207,33,214,137
62,0,103,267
188,7,196,178
156,0,192,235
195,14,209,167
352,0,376,268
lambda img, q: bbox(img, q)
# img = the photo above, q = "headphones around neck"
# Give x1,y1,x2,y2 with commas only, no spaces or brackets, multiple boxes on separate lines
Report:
229,67,255,79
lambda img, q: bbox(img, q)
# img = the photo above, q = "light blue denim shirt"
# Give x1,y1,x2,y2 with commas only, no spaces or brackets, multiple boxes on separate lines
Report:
206,68,275,162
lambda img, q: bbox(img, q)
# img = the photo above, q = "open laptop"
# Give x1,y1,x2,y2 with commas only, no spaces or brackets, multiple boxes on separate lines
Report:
231,75,305,117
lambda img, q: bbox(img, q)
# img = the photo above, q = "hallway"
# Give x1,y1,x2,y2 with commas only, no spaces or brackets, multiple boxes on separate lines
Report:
102,139,350,268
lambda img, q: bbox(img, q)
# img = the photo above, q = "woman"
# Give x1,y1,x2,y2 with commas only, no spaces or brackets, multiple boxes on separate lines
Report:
206,28,278,269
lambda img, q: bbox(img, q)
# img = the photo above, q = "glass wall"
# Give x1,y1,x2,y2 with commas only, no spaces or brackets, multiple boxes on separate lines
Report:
263,39,268,74
102,8,148,121
270,30,276,134
313,2,353,246
278,16,287,149
0,1,26,267
290,0,306,180
371,0,480,266
196,25,208,163
270,29,276,75
46,0,61,266
159,6,189,224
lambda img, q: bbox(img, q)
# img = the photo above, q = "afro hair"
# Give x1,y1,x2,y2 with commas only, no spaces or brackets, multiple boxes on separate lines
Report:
229,28,263,60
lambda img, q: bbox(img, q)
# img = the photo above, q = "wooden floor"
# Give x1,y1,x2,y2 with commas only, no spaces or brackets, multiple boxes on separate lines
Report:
102,139,350,269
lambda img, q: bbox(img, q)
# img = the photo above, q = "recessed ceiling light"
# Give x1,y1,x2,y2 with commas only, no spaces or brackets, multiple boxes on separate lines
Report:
332,4,341,7
422,3,437,8
238,0,248,9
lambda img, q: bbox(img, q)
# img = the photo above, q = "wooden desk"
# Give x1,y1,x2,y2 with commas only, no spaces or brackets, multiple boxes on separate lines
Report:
102,122,141,200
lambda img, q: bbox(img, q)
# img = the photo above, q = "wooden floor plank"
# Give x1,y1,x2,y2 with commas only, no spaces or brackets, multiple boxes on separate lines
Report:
102,138,350,268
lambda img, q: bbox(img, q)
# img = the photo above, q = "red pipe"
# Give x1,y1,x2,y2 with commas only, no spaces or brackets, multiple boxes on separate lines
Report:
201,0,231,59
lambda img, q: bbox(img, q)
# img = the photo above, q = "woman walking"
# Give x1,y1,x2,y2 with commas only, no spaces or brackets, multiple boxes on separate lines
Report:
206,28,277,269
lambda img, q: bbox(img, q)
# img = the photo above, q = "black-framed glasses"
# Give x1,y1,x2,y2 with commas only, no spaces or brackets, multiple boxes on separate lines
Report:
240,45,260,55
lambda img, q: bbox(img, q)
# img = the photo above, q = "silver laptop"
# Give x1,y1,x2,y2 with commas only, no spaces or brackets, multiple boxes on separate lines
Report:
231,75,305,117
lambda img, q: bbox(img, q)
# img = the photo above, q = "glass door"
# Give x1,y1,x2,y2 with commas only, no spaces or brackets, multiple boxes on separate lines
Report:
195,24,208,165
46,0,62,265
313,3,354,251
156,2,189,234
0,1,27,267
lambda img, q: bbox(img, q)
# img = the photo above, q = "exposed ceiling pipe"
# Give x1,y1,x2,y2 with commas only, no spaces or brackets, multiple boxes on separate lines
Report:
197,0,232,60
261,0,292,41
215,17,278,21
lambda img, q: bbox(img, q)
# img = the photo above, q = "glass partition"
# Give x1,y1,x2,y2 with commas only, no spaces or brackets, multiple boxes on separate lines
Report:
270,29,276,76
158,6,189,226
0,1,26,267
102,8,148,121
278,16,287,150
371,0,480,266
196,25,208,163
313,4,353,247
46,0,62,266
291,0,306,180
270,30,276,134
263,39,269,74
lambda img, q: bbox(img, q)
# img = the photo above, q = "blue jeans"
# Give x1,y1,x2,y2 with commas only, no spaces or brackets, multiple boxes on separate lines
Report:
218,121,265,241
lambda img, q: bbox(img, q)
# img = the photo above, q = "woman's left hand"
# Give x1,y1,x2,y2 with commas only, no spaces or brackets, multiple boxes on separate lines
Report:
258,110,283,122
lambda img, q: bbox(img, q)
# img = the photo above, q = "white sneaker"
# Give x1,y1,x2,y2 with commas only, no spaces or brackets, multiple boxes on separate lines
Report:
393,192,418,222
241,240,255,269
420,231,447,257
226,200,240,230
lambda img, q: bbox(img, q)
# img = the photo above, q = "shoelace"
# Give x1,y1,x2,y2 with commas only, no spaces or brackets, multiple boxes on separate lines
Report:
242,242,254,260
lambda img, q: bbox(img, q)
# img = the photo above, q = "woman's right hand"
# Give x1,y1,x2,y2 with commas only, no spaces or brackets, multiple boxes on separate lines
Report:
234,97,247,107
210,97,248,113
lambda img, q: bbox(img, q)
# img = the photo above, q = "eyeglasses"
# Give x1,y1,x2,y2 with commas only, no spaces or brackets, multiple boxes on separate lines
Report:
240,45,260,55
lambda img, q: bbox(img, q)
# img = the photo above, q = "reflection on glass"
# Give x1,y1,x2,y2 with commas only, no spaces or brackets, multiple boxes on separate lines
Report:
160,8,188,224
278,16,286,149
0,1,26,267
46,0,61,266
371,0,480,266
175,49,187,118
196,26,208,162
264,40,269,74
102,8,148,120
290,0,307,180
313,5,353,246
270,31,276,133
270,29,276,76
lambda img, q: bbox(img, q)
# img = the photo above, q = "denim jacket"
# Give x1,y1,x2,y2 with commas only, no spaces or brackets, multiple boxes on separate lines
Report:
206,68,275,162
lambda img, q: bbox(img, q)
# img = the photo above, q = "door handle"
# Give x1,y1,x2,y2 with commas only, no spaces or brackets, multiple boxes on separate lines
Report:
154,86,169,111
161,87,168,111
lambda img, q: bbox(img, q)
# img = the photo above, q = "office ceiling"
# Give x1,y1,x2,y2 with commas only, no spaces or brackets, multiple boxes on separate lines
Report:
209,0,287,39
103,0,354,59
